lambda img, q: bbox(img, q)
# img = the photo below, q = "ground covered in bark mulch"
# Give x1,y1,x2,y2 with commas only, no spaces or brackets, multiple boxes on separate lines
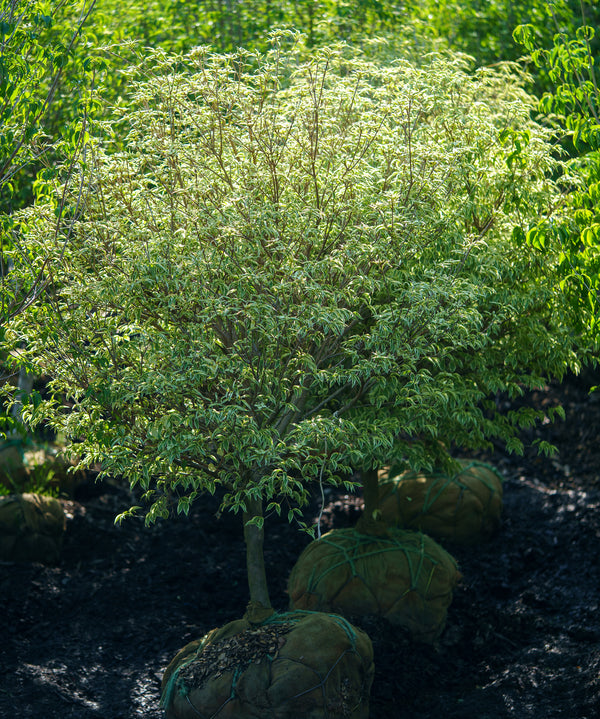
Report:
1,372,599,718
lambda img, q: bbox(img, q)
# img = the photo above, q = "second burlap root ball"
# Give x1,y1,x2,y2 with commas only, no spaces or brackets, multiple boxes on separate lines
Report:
0,492,66,563
377,459,503,544
288,528,460,643
161,610,374,719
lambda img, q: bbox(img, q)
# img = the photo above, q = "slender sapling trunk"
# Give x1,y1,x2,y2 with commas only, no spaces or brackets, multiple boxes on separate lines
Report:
356,467,390,536
242,496,274,623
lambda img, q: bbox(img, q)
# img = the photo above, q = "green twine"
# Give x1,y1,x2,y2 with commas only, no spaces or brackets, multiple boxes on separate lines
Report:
263,609,359,647
160,632,213,709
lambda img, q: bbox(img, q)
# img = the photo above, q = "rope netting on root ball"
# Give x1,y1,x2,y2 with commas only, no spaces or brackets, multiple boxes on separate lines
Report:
161,610,375,719
287,528,461,643
377,459,503,544
0,492,66,563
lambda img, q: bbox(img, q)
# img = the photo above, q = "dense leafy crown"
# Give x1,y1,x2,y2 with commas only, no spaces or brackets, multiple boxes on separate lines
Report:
9,40,576,524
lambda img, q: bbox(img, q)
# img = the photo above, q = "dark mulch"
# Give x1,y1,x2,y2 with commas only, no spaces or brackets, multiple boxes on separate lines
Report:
1,371,599,718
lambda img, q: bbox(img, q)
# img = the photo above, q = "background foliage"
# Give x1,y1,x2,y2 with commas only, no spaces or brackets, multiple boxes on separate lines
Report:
515,10,600,357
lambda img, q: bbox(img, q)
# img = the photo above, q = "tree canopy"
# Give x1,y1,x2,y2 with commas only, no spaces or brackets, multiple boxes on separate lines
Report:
8,40,579,532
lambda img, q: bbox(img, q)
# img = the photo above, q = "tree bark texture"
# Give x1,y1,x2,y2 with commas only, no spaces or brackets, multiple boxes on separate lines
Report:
242,496,272,614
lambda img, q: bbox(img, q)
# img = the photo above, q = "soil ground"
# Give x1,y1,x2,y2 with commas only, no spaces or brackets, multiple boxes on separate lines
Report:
1,372,599,718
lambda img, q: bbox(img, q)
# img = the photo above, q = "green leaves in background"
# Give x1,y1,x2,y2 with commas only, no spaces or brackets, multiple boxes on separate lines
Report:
514,3,600,350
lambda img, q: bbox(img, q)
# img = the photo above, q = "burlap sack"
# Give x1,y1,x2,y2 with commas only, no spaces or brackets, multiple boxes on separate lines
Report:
0,493,66,563
288,528,460,643
161,610,374,719
377,459,503,544
1,439,85,496
0,442,27,487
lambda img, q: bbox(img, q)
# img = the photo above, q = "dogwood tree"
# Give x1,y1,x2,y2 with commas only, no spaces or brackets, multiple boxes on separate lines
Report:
8,39,579,613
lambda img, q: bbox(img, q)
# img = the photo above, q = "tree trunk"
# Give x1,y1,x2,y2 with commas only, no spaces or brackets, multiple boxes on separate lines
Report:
11,365,34,424
356,467,390,536
242,496,274,624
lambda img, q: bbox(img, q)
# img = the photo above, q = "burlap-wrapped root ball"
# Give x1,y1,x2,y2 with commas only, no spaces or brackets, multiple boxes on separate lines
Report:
0,493,66,563
288,528,460,643
161,610,374,719
0,441,27,487
377,459,503,544
0,440,85,496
